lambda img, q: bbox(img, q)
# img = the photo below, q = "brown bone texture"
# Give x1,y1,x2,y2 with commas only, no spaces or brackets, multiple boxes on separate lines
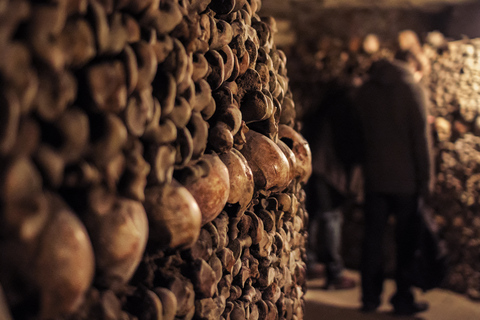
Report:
0,0,310,319
423,38,480,297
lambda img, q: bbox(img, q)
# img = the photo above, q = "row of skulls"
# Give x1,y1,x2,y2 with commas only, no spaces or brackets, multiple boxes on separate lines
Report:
0,0,312,319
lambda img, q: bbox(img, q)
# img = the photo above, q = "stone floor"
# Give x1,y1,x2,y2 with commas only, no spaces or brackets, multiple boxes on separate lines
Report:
304,268,480,320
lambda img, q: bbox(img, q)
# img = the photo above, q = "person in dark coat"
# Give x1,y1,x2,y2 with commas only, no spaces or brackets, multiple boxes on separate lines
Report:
355,51,434,315
303,81,362,289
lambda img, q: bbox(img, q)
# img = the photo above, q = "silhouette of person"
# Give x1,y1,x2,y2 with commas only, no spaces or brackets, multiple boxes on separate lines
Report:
303,80,362,289
355,49,434,315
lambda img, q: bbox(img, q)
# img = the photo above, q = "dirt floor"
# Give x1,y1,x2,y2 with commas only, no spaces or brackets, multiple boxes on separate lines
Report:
305,268,480,320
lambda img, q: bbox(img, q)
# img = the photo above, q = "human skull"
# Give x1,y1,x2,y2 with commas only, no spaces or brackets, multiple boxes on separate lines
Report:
435,117,452,142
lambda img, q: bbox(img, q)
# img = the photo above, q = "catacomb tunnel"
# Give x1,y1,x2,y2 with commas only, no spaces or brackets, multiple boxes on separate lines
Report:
1,0,480,319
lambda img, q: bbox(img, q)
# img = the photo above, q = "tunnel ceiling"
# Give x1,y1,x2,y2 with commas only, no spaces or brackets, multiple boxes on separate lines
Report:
308,0,475,8
262,0,477,12
260,0,480,43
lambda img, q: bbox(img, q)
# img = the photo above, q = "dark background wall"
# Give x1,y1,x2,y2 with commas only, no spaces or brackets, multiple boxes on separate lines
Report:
259,0,480,47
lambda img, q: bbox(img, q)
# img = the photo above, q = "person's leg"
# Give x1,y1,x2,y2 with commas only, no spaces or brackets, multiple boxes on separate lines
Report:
390,194,428,314
361,193,389,310
305,175,324,278
314,177,333,261
321,207,344,282
321,206,356,289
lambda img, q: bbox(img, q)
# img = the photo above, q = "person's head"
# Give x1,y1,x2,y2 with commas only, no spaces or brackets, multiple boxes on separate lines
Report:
394,49,424,82
398,30,422,53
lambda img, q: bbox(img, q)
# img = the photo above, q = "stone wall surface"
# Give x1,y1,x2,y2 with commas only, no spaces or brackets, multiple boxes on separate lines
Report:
0,0,312,319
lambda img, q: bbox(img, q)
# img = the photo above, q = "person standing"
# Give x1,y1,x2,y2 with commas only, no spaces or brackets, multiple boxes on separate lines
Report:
303,80,362,290
355,50,434,315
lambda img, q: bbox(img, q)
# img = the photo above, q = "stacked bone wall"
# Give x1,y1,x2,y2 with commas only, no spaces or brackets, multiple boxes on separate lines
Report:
0,0,311,319
425,39,480,299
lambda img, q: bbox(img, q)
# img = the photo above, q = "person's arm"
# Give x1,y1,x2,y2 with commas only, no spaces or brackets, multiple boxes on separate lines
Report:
408,83,434,196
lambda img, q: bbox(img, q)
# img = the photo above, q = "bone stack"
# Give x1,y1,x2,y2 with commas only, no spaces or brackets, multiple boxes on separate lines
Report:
0,0,311,319
424,37,480,299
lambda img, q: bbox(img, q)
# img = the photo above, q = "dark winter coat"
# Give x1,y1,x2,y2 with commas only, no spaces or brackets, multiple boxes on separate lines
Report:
355,59,433,195
304,82,363,196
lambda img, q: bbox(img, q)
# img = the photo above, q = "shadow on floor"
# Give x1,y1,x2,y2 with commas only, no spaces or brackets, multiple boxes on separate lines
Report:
304,301,424,320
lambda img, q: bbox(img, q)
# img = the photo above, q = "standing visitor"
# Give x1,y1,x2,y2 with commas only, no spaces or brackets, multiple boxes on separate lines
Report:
304,80,362,290
355,47,434,315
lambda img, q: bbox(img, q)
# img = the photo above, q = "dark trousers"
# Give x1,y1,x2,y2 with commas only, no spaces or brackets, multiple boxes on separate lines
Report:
361,192,419,308
315,177,346,282
306,175,346,281
315,179,345,282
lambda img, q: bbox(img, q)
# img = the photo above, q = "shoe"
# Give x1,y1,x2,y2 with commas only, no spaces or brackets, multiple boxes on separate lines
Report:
306,263,325,279
325,275,357,290
393,301,429,316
